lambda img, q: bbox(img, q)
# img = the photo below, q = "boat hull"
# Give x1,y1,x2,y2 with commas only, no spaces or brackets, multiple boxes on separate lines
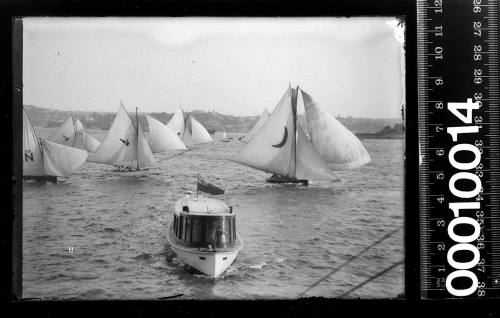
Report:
266,174,308,186
170,244,239,277
23,175,57,182
168,226,242,277
111,166,150,177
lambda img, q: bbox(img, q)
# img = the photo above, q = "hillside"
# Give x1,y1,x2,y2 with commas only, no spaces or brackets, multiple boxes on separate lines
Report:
23,105,402,134
356,123,404,139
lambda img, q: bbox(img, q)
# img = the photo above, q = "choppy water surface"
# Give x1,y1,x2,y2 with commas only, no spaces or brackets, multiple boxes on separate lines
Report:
23,128,404,299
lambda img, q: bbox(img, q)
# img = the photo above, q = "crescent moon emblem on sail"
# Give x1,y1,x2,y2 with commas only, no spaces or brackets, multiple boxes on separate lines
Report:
272,126,288,148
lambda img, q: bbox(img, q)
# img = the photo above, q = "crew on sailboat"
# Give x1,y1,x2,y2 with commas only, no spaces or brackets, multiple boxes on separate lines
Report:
231,84,371,185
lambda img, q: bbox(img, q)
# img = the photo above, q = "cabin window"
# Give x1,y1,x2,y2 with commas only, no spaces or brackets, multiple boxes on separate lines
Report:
232,218,236,241
205,219,218,245
179,215,184,240
173,215,177,236
176,215,181,237
186,217,193,242
176,216,236,248
191,218,202,243
218,218,231,245
228,218,233,243
183,216,188,240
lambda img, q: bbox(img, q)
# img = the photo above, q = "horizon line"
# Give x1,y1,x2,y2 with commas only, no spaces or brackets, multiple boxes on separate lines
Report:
23,104,403,120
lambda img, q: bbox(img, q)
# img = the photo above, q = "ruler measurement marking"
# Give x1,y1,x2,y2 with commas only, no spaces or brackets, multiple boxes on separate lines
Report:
418,0,499,299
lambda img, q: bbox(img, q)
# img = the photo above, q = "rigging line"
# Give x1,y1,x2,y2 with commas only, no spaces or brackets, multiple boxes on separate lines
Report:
336,259,404,299
157,293,184,300
163,148,193,160
297,225,403,297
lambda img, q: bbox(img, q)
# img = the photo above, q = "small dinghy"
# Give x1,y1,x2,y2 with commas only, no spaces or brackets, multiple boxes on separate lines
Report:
167,191,242,277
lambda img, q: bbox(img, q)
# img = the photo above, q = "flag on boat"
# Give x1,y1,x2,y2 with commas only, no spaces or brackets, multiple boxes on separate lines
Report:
197,176,225,195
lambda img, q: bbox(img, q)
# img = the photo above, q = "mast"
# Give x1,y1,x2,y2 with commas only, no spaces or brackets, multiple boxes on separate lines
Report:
292,86,299,178
136,107,139,170
184,110,190,140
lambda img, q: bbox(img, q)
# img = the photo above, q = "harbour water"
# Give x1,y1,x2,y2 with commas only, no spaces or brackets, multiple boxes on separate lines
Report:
22,128,404,299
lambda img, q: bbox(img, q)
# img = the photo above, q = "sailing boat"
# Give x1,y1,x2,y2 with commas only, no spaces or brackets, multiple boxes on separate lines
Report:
231,85,338,185
145,114,187,153
221,127,229,142
241,108,269,143
23,107,88,181
47,116,75,147
72,118,101,153
88,103,156,171
166,108,213,147
48,116,100,153
232,84,371,184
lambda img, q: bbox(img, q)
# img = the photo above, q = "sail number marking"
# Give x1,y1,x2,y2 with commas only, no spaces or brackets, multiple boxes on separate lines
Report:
24,150,34,162
444,98,483,297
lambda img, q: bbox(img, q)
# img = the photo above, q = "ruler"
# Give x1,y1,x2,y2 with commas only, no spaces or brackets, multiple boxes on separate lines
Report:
418,0,499,298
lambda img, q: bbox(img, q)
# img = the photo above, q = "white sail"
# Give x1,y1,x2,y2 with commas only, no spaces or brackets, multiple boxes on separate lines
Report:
190,116,213,144
23,108,45,176
88,104,156,169
88,105,131,165
145,114,186,152
222,129,228,141
295,126,338,181
182,127,194,147
73,119,100,153
232,87,296,178
301,89,371,170
42,139,88,177
242,109,269,143
166,108,186,138
137,127,157,167
47,116,75,147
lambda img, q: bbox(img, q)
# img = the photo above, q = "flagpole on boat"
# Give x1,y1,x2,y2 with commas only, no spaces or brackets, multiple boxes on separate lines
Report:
136,107,139,171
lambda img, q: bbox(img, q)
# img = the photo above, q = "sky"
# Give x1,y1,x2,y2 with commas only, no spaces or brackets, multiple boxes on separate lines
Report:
23,17,405,118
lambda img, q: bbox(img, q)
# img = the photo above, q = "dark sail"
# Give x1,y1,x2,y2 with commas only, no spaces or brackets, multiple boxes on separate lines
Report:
197,176,224,195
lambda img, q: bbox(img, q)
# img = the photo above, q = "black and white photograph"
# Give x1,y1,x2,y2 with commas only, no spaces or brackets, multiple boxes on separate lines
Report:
21,17,406,299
